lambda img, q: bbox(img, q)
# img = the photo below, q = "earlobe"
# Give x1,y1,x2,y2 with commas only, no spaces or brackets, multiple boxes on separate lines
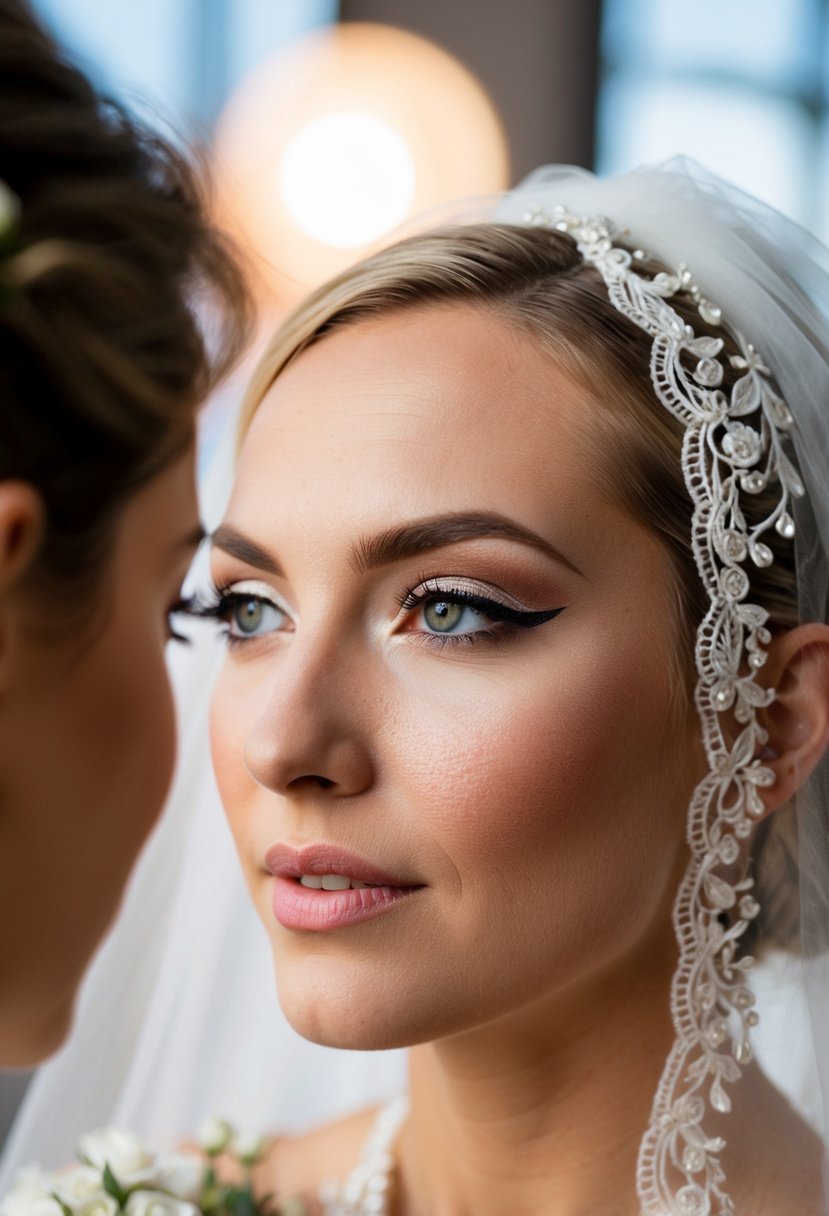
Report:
0,481,45,595
756,622,829,815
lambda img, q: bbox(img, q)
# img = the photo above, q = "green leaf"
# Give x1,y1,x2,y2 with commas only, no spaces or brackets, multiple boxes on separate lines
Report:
233,1187,256,1216
50,1193,74,1216
103,1163,129,1209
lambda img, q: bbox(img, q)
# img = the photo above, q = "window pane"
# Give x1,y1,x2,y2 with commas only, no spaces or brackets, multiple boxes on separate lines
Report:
597,74,815,227
602,0,821,90
34,0,192,122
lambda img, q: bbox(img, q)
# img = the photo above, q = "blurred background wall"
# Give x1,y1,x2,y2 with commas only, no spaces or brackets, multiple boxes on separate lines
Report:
13,0,829,319
29,0,829,236
2,0,828,1147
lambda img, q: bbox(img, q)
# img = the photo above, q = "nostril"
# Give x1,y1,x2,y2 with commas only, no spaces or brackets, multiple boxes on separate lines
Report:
286,773,335,791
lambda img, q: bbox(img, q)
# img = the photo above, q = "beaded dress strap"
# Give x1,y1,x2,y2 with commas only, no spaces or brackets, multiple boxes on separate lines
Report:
318,1096,409,1216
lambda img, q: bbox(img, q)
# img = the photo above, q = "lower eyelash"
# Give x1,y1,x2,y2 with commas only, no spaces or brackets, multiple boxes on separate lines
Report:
169,587,252,647
413,628,501,650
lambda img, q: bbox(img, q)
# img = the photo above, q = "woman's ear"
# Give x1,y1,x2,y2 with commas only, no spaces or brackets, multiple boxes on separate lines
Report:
0,481,45,595
755,622,829,815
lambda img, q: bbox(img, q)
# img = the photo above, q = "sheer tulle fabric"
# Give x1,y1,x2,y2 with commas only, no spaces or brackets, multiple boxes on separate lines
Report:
496,160,829,1208
2,161,827,1212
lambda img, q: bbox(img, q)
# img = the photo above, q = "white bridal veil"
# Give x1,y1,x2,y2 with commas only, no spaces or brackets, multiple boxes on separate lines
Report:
2,160,829,1212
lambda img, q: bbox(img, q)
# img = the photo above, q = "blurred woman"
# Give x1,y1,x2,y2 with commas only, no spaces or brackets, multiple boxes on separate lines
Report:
0,0,249,1065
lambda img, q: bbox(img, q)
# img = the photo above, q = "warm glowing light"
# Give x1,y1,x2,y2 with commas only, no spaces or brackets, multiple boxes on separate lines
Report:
279,110,416,248
213,23,509,307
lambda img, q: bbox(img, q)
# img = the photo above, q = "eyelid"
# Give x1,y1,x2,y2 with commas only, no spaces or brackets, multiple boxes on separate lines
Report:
222,579,295,619
398,575,537,614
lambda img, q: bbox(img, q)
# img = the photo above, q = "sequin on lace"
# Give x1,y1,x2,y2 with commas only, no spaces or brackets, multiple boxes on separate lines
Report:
317,208,801,1216
522,203,803,1216
319,1098,408,1216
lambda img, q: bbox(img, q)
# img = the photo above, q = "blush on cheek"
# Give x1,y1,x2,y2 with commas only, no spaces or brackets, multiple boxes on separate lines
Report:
210,680,260,855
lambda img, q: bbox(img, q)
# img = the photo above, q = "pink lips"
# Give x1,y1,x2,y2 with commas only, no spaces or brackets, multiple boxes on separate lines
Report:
264,843,422,932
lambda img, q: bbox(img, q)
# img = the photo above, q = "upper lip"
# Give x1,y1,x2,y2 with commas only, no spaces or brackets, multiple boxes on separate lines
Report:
264,843,419,889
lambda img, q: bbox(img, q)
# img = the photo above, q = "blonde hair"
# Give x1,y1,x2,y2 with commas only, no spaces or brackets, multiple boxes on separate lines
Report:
240,222,800,950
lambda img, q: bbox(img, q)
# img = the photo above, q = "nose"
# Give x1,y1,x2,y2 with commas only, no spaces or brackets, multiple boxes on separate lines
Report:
242,642,375,800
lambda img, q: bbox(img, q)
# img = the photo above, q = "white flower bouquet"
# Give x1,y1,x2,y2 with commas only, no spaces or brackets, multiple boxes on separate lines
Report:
0,1122,306,1216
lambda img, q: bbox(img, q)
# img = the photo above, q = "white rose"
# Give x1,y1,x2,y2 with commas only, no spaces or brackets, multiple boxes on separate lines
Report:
230,1130,265,1165
74,1198,119,1216
0,1166,62,1216
152,1155,203,1204
124,1190,199,1216
77,1128,157,1189
52,1165,104,1203
196,1116,233,1156
0,1197,63,1216
50,1164,119,1213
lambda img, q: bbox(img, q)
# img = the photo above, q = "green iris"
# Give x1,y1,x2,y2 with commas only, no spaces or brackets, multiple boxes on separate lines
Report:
424,600,464,632
234,598,265,634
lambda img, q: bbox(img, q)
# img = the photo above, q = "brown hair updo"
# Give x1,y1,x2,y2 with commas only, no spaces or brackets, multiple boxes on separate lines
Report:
0,0,251,613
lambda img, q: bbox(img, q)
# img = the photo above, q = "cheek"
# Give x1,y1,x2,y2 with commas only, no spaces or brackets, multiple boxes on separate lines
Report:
89,628,176,820
1,617,178,1032
210,661,261,842
391,632,689,943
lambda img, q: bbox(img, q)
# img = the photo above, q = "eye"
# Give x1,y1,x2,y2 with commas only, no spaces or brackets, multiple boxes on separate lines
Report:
179,579,293,644
399,578,565,646
226,593,286,639
420,598,491,636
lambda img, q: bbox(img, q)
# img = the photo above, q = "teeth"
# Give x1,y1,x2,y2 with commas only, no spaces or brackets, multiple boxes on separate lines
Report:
321,874,350,891
298,874,378,890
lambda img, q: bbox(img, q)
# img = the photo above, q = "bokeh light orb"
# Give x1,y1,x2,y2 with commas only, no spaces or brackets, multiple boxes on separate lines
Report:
212,22,509,306
279,110,416,248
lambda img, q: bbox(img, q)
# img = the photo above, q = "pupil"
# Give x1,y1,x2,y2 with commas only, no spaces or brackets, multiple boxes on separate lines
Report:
237,599,262,633
425,600,462,632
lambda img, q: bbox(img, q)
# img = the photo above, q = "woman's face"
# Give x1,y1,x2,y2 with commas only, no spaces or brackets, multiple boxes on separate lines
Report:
0,446,200,1064
211,305,698,1050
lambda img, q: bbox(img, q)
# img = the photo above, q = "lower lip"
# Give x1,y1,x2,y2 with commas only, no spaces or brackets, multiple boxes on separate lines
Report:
271,876,420,931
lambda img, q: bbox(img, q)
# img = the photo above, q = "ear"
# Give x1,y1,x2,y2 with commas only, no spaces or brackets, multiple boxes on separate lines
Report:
0,482,45,595
755,622,829,815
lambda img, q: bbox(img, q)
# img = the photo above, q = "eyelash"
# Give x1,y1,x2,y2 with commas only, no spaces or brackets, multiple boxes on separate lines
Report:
167,598,196,645
172,581,564,650
171,586,282,650
396,582,564,648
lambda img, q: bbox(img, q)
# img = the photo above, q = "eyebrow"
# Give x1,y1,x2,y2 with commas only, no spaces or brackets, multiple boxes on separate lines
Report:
350,512,581,575
211,523,284,575
177,523,207,552
212,513,580,577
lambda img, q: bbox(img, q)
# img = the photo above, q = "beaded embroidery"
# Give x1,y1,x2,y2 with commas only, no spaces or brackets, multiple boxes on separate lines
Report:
522,203,802,1216
319,1097,408,1216
318,207,801,1216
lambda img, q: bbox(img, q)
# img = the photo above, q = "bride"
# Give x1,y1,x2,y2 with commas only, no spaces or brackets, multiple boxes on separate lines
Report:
6,161,829,1216
206,162,829,1215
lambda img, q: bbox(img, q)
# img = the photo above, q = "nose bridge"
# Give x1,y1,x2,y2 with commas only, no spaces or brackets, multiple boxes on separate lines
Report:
243,619,374,796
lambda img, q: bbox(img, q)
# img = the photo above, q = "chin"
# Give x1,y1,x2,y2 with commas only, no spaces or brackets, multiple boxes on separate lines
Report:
0,995,75,1068
273,954,461,1051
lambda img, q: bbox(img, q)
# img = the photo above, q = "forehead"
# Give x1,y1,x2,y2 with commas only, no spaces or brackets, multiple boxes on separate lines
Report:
234,305,602,533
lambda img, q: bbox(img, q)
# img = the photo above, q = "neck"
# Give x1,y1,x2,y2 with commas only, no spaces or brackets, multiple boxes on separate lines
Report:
397,931,676,1216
